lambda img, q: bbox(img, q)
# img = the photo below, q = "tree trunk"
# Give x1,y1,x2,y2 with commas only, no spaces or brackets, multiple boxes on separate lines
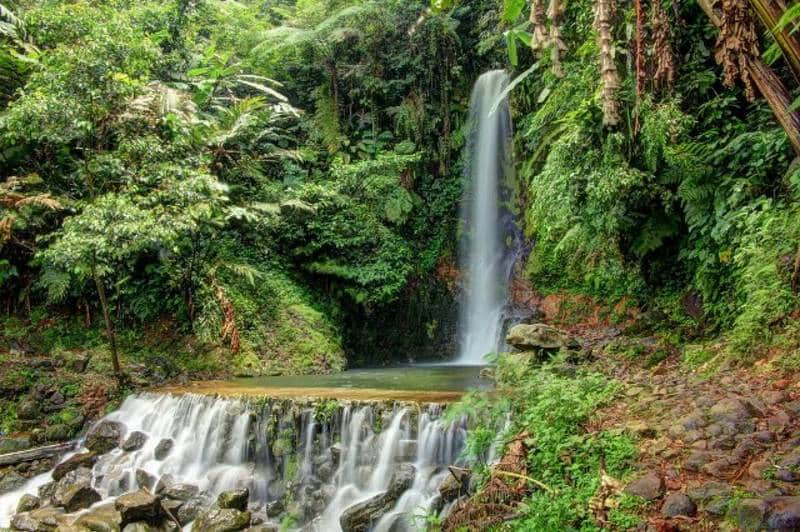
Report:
748,0,800,84
91,261,123,385
698,0,800,155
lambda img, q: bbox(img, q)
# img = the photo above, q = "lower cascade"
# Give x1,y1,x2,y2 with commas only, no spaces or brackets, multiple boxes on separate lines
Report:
0,392,469,531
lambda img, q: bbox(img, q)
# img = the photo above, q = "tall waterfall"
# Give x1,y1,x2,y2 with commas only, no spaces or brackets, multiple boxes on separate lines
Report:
0,393,468,531
456,70,513,365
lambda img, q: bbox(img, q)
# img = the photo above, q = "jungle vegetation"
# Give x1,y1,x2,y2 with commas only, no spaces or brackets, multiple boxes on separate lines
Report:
1,0,800,377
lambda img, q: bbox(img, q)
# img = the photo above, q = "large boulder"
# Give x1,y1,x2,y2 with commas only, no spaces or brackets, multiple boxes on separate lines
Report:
339,464,415,532
85,421,124,454
439,468,470,503
53,467,100,512
53,452,97,481
72,502,123,532
115,489,161,526
122,431,148,452
16,494,41,513
162,483,199,502
505,324,579,352
192,507,251,532
217,488,249,511
153,439,173,461
10,507,64,531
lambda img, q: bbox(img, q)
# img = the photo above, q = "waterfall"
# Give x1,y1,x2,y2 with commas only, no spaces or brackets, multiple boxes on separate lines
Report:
0,393,467,531
456,69,514,365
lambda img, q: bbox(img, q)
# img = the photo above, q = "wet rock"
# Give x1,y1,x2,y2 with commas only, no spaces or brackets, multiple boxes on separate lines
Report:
115,489,161,526
506,324,579,352
54,480,101,512
10,507,63,531
329,443,342,467
85,421,124,454
73,503,123,532
264,500,283,518
154,439,173,461
37,481,55,504
397,439,417,461
122,523,157,532
16,494,40,513
0,469,26,493
245,525,278,532
176,496,206,525
52,451,97,481
154,474,176,493
765,497,800,529
624,472,663,501
193,507,251,532
439,468,470,503
122,431,148,452
662,493,696,517
162,483,199,501
339,464,415,532
727,498,767,531
218,488,249,511
135,469,156,490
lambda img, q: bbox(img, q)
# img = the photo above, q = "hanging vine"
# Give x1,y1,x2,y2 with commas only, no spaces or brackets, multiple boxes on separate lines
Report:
651,0,675,91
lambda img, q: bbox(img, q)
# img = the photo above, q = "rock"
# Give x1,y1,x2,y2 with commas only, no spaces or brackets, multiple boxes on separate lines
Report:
329,443,342,467
17,399,40,421
339,464,415,532
397,439,417,461
709,398,754,425
154,474,176,494
245,525,278,532
0,469,26,493
777,452,800,482
765,497,800,529
10,507,64,531
154,439,173,461
684,451,717,472
122,523,156,532
728,498,767,531
505,324,579,352
439,468,470,503
662,493,696,517
16,493,41,513
53,451,97,481
73,503,123,532
115,489,161,526
162,483,199,502
625,472,663,501
43,424,71,442
122,431,148,452
85,421,124,454
135,469,156,490
264,500,283,518
218,488,249,511
161,498,184,517
66,357,89,373
687,481,732,504
55,481,101,512
193,507,251,532
0,435,33,454
176,497,206,525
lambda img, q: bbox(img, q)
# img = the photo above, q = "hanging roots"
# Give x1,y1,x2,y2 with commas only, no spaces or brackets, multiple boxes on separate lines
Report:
212,279,240,353
651,0,675,90
595,0,620,125
715,0,759,101
530,0,548,50
443,432,533,531
547,0,567,77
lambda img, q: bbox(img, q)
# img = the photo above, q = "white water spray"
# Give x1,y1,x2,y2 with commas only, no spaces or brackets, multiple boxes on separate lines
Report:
456,70,513,365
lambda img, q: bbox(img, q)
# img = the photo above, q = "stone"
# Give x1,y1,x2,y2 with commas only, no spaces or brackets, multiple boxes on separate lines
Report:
162,483,199,502
264,500,283,518
192,507,251,532
687,481,732,504
218,488,249,511
52,451,97,481
728,498,767,531
154,439,173,461
55,482,101,512
439,468,470,503
397,439,417,461
245,525,278,532
16,493,41,513
176,497,206,525
115,489,161,526
505,323,579,352
777,452,800,482
765,497,800,529
339,464,415,532
17,399,40,420
43,424,71,442
122,431,148,452
684,451,717,472
66,357,89,373
662,493,696,517
122,523,156,532
154,474,176,494
135,469,156,490
624,472,663,501
709,398,754,425
73,503,123,532
85,421,124,454
10,507,64,531
0,469,26,493
329,443,342,467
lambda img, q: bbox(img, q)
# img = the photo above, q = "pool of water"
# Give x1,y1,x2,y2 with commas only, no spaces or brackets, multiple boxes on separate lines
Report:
157,365,490,402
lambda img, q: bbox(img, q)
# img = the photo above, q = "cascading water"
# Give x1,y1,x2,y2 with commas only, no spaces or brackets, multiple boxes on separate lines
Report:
456,70,514,365
0,393,468,531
